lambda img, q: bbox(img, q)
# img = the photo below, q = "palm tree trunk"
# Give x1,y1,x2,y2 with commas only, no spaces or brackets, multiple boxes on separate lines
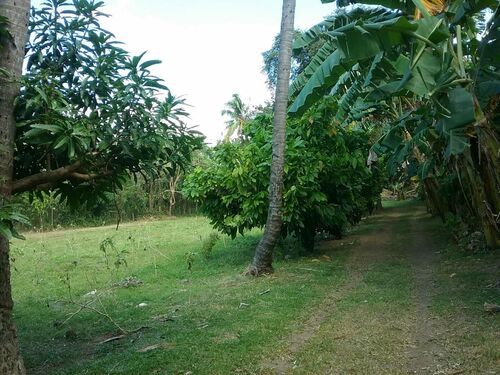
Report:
248,0,296,275
0,1,30,373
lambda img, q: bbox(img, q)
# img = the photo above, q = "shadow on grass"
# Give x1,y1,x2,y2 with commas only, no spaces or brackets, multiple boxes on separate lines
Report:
202,233,261,268
203,201,427,269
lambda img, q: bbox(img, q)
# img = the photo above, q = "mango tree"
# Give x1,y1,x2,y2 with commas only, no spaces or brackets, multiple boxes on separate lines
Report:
0,0,202,372
0,0,30,372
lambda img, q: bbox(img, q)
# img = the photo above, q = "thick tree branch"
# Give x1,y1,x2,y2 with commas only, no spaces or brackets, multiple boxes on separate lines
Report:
12,160,114,194
69,171,111,182
11,162,83,194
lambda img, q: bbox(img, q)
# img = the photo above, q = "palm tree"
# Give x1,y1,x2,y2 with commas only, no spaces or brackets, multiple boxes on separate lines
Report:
0,1,30,373
221,93,249,141
248,0,296,275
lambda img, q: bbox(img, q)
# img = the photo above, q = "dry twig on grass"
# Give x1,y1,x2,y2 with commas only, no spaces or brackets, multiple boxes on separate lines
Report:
483,302,500,313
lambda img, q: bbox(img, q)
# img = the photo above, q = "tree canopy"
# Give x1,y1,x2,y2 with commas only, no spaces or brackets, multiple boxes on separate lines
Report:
221,93,250,141
0,0,203,239
13,0,203,206
184,98,384,251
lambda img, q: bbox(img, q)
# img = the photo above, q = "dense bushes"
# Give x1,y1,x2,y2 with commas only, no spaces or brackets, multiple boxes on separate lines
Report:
184,98,383,250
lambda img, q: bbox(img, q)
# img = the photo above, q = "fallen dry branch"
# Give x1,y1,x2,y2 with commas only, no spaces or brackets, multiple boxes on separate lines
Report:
98,335,126,345
97,326,149,345
483,302,500,313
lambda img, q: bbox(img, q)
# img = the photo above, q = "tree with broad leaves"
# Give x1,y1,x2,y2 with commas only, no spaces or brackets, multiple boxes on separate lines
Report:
12,0,202,202
0,0,202,372
184,97,384,254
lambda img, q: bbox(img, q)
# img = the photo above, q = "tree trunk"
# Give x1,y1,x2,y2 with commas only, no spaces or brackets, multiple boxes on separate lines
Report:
147,181,154,212
460,149,500,249
248,0,295,275
0,1,30,374
476,127,500,248
168,169,181,216
422,177,447,221
0,238,24,375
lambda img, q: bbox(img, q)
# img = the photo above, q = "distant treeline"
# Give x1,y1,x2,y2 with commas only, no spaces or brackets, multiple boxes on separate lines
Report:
17,176,198,231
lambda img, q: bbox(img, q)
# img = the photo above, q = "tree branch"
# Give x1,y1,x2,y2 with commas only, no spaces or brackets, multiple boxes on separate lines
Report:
12,162,84,194
12,162,113,193
68,171,110,182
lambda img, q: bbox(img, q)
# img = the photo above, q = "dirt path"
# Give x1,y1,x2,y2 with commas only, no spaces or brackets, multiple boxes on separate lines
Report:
261,204,449,375
406,212,446,374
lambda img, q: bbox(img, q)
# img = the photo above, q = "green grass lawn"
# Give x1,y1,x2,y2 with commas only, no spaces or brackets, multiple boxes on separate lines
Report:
12,217,349,374
11,203,499,374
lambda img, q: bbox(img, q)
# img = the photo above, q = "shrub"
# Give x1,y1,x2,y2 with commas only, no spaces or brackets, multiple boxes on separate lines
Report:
184,98,383,250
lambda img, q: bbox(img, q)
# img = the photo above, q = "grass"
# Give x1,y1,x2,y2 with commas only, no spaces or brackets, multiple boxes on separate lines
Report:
11,202,500,374
261,202,500,374
261,203,417,374
12,217,348,375
430,229,500,373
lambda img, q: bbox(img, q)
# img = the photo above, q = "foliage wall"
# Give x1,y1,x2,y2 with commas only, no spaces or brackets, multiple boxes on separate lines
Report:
185,99,384,250
287,0,499,248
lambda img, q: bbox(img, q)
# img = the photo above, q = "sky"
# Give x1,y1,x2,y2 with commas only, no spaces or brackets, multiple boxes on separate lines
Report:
32,0,335,143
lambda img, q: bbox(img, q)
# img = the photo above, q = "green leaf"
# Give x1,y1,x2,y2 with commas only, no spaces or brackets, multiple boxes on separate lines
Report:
28,123,64,133
444,129,469,157
475,80,500,108
10,228,26,241
0,223,12,240
140,59,162,70
68,140,75,158
363,52,384,88
334,0,416,15
335,27,383,61
381,126,403,150
289,50,348,115
449,0,497,24
419,159,434,180
441,87,476,132
54,135,70,149
289,44,336,98
23,127,50,139
404,50,441,95
415,17,449,44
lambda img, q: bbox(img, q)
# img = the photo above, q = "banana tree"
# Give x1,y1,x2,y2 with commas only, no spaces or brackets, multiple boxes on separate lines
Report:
289,0,499,247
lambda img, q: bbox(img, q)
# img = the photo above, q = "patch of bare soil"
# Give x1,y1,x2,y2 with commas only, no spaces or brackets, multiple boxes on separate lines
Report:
405,209,448,374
